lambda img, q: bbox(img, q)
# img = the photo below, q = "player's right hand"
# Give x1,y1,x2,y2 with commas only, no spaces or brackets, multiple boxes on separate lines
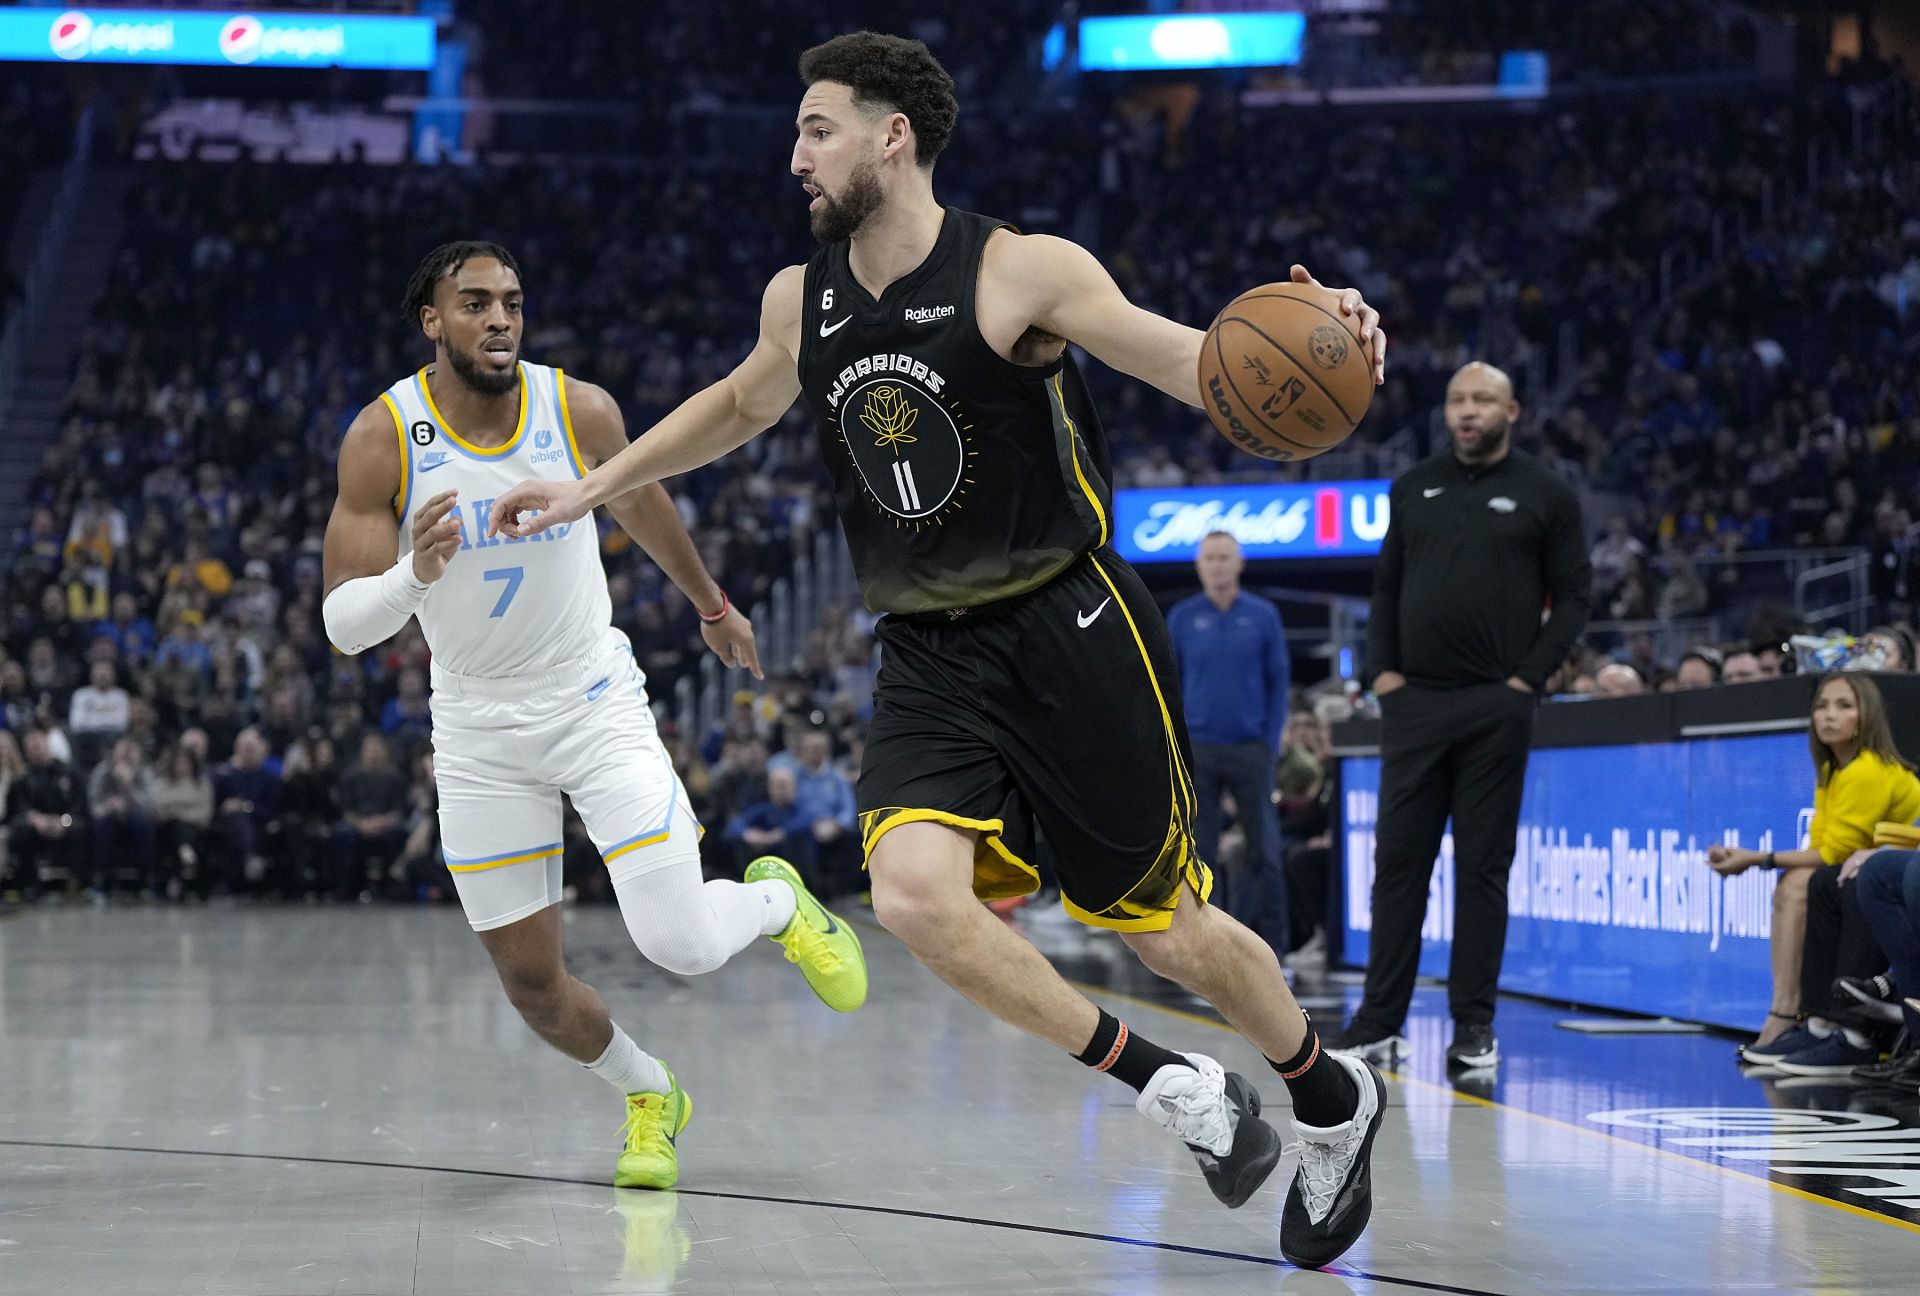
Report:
411,489,464,584
488,477,587,539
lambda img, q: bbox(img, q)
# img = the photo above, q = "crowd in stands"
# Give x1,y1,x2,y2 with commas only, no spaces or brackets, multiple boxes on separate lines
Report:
4,15,1919,906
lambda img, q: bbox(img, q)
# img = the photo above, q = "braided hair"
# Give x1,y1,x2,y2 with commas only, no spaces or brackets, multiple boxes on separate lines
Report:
401,241,521,325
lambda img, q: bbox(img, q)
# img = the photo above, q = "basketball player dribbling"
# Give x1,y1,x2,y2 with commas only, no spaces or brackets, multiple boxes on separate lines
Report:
490,35,1390,1266
320,241,869,1191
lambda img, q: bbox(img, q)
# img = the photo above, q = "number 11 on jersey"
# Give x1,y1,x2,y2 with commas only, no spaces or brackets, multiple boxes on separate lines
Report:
483,566,525,618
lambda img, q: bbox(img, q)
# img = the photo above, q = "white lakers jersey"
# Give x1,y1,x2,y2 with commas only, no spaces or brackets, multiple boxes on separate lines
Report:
377,361,612,681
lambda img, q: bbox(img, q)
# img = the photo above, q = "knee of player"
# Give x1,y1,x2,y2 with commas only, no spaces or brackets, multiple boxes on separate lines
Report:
639,932,731,978
868,869,951,945
498,965,568,1020
1119,924,1191,978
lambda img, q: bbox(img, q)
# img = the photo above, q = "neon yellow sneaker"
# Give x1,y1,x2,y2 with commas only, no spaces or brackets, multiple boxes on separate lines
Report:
745,855,868,1013
614,1067,692,1190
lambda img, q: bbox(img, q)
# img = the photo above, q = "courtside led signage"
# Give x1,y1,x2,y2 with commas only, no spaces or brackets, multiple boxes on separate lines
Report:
1077,14,1305,72
1114,482,1390,563
1,8,435,69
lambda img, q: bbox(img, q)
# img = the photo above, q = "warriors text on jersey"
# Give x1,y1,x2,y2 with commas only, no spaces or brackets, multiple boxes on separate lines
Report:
796,208,1115,614
376,361,612,680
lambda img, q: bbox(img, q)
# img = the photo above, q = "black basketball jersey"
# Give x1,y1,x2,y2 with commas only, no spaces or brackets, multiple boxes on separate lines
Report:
797,208,1113,615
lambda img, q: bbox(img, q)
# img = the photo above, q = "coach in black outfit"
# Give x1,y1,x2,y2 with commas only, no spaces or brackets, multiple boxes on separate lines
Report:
1326,362,1591,1071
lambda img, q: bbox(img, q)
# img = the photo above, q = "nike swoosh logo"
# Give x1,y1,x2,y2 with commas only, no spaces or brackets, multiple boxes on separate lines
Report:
819,316,851,337
1077,597,1112,629
419,458,453,473
585,678,610,702
816,910,840,935
1423,487,1443,498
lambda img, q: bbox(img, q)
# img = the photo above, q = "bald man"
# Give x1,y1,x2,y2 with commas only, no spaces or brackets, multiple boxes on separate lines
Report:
1330,362,1591,1071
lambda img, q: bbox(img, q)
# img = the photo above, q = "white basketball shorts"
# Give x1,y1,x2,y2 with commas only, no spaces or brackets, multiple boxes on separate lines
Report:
430,627,698,931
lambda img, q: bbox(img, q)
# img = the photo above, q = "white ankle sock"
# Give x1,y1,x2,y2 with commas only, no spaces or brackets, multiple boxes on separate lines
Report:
747,877,799,935
585,1025,671,1096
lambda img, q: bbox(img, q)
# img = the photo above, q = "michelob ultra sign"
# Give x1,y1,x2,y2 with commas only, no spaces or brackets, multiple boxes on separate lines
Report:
1113,482,1391,563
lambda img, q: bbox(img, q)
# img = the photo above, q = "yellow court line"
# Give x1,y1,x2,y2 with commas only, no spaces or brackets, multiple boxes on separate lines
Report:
1064,977,1920,1238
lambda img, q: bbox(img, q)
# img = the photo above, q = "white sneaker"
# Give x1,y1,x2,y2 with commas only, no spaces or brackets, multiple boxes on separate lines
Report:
1137,1051,1283,1208
1280,1051,1386,1269
1137,1052,1234,1155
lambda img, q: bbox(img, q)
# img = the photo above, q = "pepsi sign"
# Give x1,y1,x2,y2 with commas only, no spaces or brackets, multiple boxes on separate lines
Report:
3,8,435,69
1112,482,1391,563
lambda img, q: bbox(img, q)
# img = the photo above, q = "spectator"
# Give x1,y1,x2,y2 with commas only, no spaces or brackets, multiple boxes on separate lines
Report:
94,591,157,666
213,727,282,897
1656,553,1710,620
150,741,213,901
1672,648,1722,690
1721,650,1765,684
86,737,155,900
331,732,410,902
279,733,339,899
725,766,815,881
5,729,82,900
1589,516,1647,598
379,667,432,746
790,728,857,898
393,751,444,901
1711,674,1920,1057
1593,662,1646,698
1166,530,1289,950
1853,625,1916,674
67,659,131,772
1848,850,1920,1086
0,731,23,891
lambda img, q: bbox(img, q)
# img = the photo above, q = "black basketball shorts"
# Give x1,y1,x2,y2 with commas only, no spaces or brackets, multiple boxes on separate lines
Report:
858,548,1213,931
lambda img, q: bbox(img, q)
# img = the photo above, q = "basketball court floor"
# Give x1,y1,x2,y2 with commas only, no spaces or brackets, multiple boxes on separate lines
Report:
1,901,1914,1294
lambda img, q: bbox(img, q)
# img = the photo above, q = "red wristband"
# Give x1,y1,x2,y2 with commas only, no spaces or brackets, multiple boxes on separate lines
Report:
697,590,730,624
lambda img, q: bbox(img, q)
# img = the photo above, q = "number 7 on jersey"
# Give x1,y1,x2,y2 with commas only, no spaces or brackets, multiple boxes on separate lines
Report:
483,565,525,618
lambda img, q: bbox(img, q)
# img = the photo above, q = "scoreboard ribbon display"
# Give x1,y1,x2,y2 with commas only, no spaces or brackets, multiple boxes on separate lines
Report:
1,8,436,69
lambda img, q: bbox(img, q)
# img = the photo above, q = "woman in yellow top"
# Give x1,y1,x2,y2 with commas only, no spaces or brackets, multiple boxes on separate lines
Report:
1706,672,1920,1048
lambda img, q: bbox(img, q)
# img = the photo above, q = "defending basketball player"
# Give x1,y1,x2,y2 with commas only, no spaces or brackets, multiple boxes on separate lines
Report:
488,35,1389,1266
320,242,868,1191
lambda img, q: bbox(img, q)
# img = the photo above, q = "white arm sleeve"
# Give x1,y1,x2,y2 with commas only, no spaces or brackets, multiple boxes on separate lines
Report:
323,555,431,655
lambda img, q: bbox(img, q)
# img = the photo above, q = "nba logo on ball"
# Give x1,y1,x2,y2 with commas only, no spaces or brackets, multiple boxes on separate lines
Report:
220,15,264,64
48,11,92,60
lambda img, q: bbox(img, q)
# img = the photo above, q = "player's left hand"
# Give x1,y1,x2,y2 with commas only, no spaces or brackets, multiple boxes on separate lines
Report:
1290,264,1386,385
700,602,763,680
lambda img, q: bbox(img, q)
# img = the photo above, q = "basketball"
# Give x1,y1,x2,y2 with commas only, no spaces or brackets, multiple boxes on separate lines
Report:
1197,282,1373,462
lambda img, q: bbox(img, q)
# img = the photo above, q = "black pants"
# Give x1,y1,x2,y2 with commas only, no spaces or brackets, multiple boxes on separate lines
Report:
1800,862,1887,1018
1193,741,1286,947
90,811,156,892
331,823,410,899
7,823,79,896
1358,681,1534,1032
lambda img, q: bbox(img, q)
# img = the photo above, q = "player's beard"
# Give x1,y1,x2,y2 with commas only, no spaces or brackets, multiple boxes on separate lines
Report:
446,338,520,396
810,156,885,244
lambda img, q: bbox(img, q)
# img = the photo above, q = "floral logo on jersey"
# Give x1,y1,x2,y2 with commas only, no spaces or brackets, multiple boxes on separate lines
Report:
833,371,972,528
860,385,920,454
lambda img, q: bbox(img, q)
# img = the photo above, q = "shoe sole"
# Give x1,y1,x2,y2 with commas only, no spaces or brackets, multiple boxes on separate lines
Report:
1836,980,1905,1024
1281,1058,1387,1270
1446,1044,1498,1070
1208,1074,1282,1209
1771,1059,1872,1077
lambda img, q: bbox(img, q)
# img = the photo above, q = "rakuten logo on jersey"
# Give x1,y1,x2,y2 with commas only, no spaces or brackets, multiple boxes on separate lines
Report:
220,14,348,65
49,10,175,61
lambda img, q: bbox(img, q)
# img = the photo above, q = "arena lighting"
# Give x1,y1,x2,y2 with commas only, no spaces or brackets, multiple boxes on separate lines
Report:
1113,482,1390,563
0,7,436,68
1077,12,1306,72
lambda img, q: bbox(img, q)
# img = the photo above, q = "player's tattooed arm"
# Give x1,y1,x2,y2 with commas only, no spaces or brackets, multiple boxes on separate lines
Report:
566,378,764,679
488,266,805,540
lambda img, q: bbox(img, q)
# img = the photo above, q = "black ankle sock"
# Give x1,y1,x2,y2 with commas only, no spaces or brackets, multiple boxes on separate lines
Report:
1269,1018,1358,1127
1074,1009,1186,1092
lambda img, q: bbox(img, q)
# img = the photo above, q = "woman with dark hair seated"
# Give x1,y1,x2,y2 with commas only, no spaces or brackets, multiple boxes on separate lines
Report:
1707,673,1920,1063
